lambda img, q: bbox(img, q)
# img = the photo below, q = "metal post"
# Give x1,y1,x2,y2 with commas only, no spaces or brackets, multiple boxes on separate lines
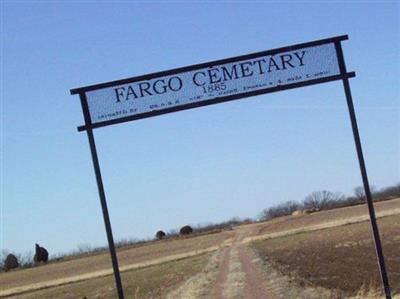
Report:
335,42,392,299
78,93,125,299
86,129,125,299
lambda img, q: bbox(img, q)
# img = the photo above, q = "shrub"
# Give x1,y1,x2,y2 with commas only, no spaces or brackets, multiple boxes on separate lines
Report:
180,225,193,235
4,254,19,271
155,230,166,240
33,244,48,263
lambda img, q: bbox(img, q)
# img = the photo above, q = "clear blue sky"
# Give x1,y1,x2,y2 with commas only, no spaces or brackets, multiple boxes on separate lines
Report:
1,1,399,256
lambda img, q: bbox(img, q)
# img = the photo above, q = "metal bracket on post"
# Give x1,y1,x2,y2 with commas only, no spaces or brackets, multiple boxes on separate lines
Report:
334,41,392,299
77,93,125,299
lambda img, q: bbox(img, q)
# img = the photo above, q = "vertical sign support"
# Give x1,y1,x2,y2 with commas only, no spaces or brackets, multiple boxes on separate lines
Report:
335,41,392,299
78,93,125,299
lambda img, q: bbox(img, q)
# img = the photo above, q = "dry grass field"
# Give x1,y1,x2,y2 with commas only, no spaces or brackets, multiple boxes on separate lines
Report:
0,230,233,297
1,198,399,298
252,213,400,297
8,253,211,299
246,197,400,239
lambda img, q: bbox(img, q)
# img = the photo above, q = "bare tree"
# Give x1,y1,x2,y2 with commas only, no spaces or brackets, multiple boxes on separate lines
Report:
303,190,345,211
354,185,376,202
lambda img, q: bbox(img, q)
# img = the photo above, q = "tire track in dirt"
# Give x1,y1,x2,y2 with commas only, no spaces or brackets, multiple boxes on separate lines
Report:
165,238,235,299
238,246,277,299
170,227,278,299
222,246,246,298
216,226,278,299
230,227,277,299
165,249,223,299
211,247,230,298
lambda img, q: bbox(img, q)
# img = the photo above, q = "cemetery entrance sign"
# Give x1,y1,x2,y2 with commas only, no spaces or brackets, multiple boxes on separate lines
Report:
70,35,392,299
73,36,354,131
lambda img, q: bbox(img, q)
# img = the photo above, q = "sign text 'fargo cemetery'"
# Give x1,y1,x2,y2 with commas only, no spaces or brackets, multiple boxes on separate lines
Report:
71,36,354,130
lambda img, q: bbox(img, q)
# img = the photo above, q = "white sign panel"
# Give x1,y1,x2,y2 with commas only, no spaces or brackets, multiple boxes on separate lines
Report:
83,42,341,125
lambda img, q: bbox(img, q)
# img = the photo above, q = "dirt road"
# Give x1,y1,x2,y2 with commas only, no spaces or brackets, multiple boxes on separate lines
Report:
212,227,277,299
166,225,278,299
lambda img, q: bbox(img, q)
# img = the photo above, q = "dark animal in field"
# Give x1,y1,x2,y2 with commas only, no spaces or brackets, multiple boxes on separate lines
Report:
155,230,166,240
4,254,19,271
180,225,193,235
34,243,49,263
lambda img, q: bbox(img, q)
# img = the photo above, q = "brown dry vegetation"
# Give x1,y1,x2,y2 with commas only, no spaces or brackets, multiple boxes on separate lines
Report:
252,214,400,297
0,230,233,295
252,198,400,238
2,198,399,298
7,253,211,299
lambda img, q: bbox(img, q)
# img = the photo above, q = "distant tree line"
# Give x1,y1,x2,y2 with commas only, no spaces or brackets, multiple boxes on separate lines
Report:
259,182,400,221
193,217,252,234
